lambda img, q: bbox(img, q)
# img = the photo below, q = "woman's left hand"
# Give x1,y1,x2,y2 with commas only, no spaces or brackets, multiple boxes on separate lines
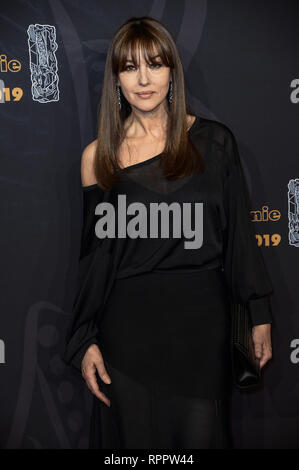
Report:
252,323,273,369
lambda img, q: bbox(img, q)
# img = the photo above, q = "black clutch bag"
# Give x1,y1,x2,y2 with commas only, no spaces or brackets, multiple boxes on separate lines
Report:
230,302,261,390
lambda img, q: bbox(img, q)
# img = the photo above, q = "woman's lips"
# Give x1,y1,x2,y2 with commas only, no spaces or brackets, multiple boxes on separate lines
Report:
136,92,154,99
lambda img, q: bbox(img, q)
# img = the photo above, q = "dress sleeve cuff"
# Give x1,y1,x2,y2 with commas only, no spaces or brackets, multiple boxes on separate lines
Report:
248,296,273,326
61,338,101,372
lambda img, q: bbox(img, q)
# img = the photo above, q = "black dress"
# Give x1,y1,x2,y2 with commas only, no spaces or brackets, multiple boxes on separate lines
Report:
62,116,274,449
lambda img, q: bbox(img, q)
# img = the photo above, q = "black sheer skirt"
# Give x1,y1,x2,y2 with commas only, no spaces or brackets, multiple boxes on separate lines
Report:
89,267,234,449
90,361,233,449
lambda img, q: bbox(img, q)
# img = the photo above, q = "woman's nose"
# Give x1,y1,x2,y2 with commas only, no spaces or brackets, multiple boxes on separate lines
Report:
138,64,150,86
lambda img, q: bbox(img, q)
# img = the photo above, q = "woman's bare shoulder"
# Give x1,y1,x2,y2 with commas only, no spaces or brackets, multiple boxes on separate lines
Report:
81,139,98,187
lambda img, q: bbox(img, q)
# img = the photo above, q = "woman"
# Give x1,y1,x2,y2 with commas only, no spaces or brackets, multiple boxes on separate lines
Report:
62,16,273,449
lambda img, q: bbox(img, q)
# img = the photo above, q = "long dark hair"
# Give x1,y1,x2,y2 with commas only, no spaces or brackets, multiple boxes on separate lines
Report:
94,16,205,190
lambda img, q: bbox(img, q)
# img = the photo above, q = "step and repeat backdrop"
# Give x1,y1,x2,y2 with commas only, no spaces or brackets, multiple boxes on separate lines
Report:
0,0,298,449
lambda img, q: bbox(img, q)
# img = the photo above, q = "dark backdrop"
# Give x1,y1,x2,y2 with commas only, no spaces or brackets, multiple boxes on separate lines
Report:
0,0,298,449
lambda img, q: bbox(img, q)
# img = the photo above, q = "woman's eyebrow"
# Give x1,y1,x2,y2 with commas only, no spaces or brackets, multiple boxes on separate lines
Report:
125,54,161,63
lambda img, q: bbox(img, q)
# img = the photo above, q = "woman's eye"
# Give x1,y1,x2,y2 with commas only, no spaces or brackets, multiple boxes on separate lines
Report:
124,63,163,71
124,65,136,71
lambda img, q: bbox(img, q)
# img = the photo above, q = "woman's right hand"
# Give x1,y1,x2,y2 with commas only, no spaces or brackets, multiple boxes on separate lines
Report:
81,343,112,407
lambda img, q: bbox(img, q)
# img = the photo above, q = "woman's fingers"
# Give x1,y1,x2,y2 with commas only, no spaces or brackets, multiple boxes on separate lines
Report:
84,366,111,406
259,342,272,369
254,341,263,361
95,356,112,385
252,324,273,369
81,344,112,406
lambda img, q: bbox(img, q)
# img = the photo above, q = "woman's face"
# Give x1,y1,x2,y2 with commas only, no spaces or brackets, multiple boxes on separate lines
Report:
117,47,171,112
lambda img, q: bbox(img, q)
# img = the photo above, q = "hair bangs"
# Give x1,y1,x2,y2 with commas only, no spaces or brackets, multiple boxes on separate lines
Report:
116,33,172,73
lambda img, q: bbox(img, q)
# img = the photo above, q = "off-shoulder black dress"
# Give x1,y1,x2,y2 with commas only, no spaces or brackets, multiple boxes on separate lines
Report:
62,116,274,449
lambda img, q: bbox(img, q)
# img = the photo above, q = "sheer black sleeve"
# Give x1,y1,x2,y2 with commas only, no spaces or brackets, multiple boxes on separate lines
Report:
61,185,114,372
221,127,274,326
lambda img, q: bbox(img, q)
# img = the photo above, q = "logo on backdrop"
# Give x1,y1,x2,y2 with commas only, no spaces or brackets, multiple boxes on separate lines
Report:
0,53,21,72
288,178,299,246
250,205,281,222
0,24,60,104
27,24,60,103
250,205,281,247
0,65,23,102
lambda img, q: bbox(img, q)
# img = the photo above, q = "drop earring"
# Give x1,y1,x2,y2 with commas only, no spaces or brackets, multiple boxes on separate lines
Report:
116,84,121,109
168,79,173,104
